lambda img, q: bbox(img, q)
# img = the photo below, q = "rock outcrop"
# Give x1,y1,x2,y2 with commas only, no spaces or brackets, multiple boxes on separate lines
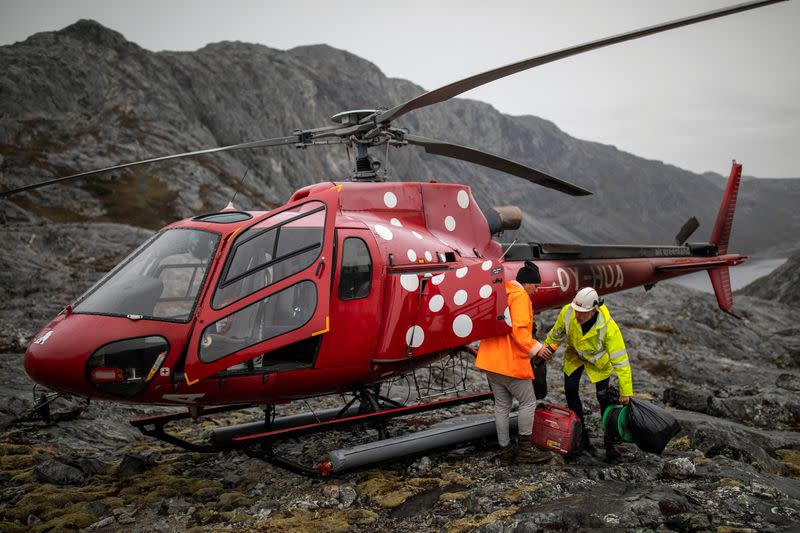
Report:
739,250,800,307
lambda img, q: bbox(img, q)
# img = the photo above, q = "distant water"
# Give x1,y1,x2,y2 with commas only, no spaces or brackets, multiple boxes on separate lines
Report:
666,258,787,293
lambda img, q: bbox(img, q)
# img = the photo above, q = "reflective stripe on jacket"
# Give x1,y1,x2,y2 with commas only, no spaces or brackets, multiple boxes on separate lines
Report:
544,303,633,396
476,281,542,380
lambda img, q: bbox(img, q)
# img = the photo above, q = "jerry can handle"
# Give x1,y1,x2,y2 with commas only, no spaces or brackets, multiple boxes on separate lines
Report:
546,405,573,417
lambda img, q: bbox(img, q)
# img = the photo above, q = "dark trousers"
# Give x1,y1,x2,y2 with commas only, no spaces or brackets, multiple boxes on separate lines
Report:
532,358,548,400
564,366,611,425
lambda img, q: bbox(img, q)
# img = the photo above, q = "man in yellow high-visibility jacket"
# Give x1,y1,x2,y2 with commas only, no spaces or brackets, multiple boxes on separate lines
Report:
476,261,552,464
538,287,632,461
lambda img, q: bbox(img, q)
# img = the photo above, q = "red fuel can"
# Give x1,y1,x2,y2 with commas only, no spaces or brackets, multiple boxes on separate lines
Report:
532,404,582,456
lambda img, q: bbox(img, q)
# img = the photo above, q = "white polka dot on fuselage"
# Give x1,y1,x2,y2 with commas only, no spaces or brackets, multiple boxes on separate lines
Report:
424,251,433,262
405,325,425,348
455,267,468,278
428,295,444,312
453,315,473,338
390,218,402,227
453,290,468,306
481,260,492,271
374,224,393,241
407,249,417,262
384,192,397,208
432,274,445,285
479,285,492,298
457,190,470,209
400,274,419,292
444,216,456,231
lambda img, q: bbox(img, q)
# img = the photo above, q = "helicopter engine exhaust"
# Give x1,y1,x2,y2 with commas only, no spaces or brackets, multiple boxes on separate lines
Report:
483,205,523,235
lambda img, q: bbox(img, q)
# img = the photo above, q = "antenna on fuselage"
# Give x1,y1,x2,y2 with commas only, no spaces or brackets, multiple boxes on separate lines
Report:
225,166,251,210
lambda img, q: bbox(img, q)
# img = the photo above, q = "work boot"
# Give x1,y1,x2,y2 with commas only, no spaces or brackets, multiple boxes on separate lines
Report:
604,441,622,463
497,442,518,463
579,428,597,456
517,439,554,464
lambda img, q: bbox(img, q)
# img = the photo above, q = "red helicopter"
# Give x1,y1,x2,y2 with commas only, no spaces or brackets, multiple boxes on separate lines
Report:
2,1,781,474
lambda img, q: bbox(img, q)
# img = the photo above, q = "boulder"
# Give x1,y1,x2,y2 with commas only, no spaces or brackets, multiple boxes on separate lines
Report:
33,459,85,485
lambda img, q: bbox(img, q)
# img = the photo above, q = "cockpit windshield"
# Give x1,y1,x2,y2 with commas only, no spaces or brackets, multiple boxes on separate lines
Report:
74,229,219,322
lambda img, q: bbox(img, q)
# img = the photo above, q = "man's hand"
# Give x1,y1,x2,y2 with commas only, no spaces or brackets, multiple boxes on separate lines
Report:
537,345,554,361
619,395,631,405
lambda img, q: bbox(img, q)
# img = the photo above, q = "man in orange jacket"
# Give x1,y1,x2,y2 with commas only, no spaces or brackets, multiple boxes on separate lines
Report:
476,261,552,463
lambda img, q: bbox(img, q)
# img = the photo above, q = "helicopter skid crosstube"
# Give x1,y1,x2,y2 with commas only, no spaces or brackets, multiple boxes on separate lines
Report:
130,390,494,476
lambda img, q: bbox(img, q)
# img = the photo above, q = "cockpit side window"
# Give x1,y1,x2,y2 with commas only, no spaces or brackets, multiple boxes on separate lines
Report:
213,201,326,309
338,238,372,300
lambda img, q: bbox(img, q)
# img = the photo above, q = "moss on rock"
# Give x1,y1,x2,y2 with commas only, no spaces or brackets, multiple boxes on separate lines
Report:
439,491,469,503
217,491,253,511
444,506,519,533
255,509,350,533
776,449,800,478
346,508,377,525
666,435,692,452
501,485,542,503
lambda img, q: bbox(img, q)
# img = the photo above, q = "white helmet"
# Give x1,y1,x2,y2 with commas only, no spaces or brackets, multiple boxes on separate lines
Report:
572,287,602,312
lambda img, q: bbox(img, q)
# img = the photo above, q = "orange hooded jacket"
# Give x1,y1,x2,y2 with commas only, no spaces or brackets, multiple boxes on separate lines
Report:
475,280,542,379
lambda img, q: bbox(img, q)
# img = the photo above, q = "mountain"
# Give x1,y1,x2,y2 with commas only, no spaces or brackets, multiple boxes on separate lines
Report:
739,250,800,307
1,19,799,253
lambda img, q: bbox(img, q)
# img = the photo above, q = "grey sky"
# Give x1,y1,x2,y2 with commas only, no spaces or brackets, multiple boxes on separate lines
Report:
1,0,798,178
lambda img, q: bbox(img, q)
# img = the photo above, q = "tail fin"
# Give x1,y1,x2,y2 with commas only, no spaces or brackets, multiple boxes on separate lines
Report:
708,266,739,317
709,160,743,255
707,161,743,317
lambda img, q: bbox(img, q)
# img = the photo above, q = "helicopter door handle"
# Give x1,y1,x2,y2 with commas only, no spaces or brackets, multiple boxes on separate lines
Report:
315,258,325,278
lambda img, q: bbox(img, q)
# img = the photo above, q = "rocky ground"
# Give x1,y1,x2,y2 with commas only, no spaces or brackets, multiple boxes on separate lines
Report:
1,219,799,532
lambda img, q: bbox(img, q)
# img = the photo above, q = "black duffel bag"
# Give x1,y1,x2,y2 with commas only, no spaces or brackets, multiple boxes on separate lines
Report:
626,398,681,455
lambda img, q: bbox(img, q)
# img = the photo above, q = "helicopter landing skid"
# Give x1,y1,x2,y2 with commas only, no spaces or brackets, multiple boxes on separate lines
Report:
130,404,251,453
129,390,493,476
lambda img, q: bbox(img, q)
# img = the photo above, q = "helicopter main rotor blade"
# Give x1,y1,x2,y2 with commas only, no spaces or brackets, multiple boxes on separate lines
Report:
404,134,591,197
374,0,787,125
0,134,300,198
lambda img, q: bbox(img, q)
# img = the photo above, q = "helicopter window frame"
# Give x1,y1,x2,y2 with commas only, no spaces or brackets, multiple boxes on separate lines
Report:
337,237,373,301
199,279,319,363
72,228,222,324
211,201,327,310
193,211,253,224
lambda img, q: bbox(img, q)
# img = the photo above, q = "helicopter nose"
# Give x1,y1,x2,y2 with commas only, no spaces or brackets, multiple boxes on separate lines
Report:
24,333,90,396
24,315,173,399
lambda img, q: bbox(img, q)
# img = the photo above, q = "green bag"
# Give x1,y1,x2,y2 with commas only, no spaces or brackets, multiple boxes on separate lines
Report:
602,404,634,443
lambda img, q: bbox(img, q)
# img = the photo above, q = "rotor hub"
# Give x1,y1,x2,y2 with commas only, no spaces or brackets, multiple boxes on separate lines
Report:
330,109,379,127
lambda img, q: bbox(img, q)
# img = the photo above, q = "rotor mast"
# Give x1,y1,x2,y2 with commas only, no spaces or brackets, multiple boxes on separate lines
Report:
331,109,394,182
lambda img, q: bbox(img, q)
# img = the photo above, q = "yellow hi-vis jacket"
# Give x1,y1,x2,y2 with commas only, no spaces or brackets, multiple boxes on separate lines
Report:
476,281,543,379
544,304,633,396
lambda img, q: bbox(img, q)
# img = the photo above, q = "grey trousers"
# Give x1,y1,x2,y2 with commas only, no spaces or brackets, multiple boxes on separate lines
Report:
485,370,536,447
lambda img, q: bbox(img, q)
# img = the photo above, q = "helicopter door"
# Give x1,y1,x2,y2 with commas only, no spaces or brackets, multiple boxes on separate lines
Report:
182,186,339,384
